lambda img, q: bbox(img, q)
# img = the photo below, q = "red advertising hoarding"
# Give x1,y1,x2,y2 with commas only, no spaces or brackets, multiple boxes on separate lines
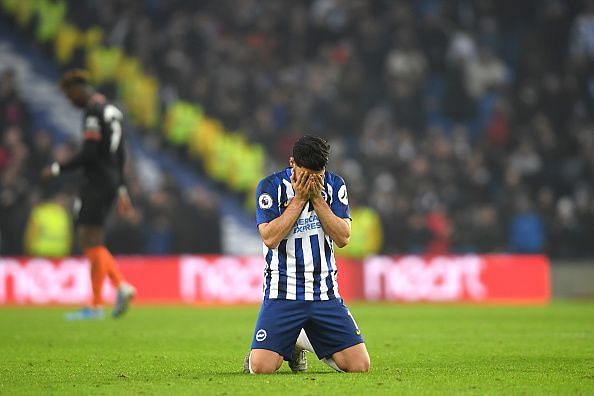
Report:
363,255,550,303
0,255,550,305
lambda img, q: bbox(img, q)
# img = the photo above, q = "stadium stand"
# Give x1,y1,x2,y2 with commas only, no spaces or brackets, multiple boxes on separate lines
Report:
1,0,593,257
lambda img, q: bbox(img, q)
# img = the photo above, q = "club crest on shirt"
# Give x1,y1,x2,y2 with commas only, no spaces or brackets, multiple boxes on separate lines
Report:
258,193,273,209
85,116,100,131
338,185,348,205
256,329,267,342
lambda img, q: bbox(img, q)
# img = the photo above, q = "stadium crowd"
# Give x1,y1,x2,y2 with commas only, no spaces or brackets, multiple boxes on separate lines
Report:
2,0,593,257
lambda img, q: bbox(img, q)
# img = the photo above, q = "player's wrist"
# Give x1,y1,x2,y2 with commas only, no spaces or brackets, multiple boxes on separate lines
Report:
310,192,324,203
292,195,308,206
311,198,322,209
50,162,61,176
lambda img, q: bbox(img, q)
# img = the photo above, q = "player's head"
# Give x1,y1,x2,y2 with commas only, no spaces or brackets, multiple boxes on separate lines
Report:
60,69,92,108
290,135,330,176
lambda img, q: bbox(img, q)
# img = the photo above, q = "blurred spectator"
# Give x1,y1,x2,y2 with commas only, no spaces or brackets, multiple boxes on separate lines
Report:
143,190,175,254
570,0,594,60
509,196,545,253
24,192,73,257
172,186,222,254
0,69,30,134
0,167,29,254
425,204,453,254
465,46,507,99
469,205,505,253
508,139,542,178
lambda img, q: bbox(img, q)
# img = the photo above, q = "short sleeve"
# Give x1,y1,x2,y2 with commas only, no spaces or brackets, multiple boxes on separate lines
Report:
256,177,280,226
331,175,351,219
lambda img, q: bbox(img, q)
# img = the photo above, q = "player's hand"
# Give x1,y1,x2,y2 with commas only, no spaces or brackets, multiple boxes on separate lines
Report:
41,162,60,182
116,188,135,219
291,168,310,203
308,174,324,200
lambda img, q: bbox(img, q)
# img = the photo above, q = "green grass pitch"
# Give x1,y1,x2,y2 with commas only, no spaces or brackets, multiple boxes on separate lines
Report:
0,302,593,395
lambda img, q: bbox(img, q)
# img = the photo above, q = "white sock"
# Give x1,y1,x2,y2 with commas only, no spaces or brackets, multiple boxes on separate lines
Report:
248,352,255,374
322,357,345,373
296,329,344,372
296,329,315,353
119,282,135,292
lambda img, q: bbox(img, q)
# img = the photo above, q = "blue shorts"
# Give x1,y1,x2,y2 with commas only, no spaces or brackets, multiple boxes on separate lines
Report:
250,298,364,361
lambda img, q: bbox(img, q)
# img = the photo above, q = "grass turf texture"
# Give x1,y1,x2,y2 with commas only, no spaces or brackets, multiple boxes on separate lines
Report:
0,303,593,395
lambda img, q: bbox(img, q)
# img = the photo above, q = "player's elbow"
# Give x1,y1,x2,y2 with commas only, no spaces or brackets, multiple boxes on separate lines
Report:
334,235,350,248
259,224,279,249
262,237,280,250
334,219,351,248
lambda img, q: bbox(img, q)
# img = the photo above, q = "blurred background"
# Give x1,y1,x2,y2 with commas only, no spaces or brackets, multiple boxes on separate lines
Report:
0,0,593,264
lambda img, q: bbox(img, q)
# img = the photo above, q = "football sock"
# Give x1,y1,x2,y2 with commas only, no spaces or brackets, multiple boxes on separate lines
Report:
84,246,107,307
98,246,124,287
295,329,344,371
85,246,126,307
248,352,255,374
322,357,345,373
296,329,315,353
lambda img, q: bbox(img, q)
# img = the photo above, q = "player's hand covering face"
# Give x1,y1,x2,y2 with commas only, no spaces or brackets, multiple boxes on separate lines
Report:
308,173,324,199
290,167,311,202
291,166,325,201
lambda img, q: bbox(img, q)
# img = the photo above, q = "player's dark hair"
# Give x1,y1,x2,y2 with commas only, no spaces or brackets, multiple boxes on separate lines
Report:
60,69,90,90
292,135,330,171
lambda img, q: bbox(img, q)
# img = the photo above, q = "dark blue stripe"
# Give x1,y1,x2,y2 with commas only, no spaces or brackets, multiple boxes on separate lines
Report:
277,239,288,299
310,235,322,301
264,248,272,299
295,238,305,300
279,179,287,211
324,237,335,299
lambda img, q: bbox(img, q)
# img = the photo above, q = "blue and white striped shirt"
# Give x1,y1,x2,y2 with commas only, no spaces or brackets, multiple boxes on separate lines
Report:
255,167,351,301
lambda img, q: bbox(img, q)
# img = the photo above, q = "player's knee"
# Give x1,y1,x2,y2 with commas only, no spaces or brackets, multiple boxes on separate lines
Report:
343,355,370,373
78,226,104,249
249,357,279,374
356,355,371,372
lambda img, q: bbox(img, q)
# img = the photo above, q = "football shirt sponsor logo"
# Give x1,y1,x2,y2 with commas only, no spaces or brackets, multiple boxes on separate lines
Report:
293,214,322,234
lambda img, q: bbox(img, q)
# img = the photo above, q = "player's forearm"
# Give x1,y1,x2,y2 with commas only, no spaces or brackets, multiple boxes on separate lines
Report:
259,197,308,249
51,152,86,174
311,196,351,247
57,154,84,172
52,142,99,174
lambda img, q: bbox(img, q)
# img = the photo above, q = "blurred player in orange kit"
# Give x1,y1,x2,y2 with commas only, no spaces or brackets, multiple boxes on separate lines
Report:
42,70,136,320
